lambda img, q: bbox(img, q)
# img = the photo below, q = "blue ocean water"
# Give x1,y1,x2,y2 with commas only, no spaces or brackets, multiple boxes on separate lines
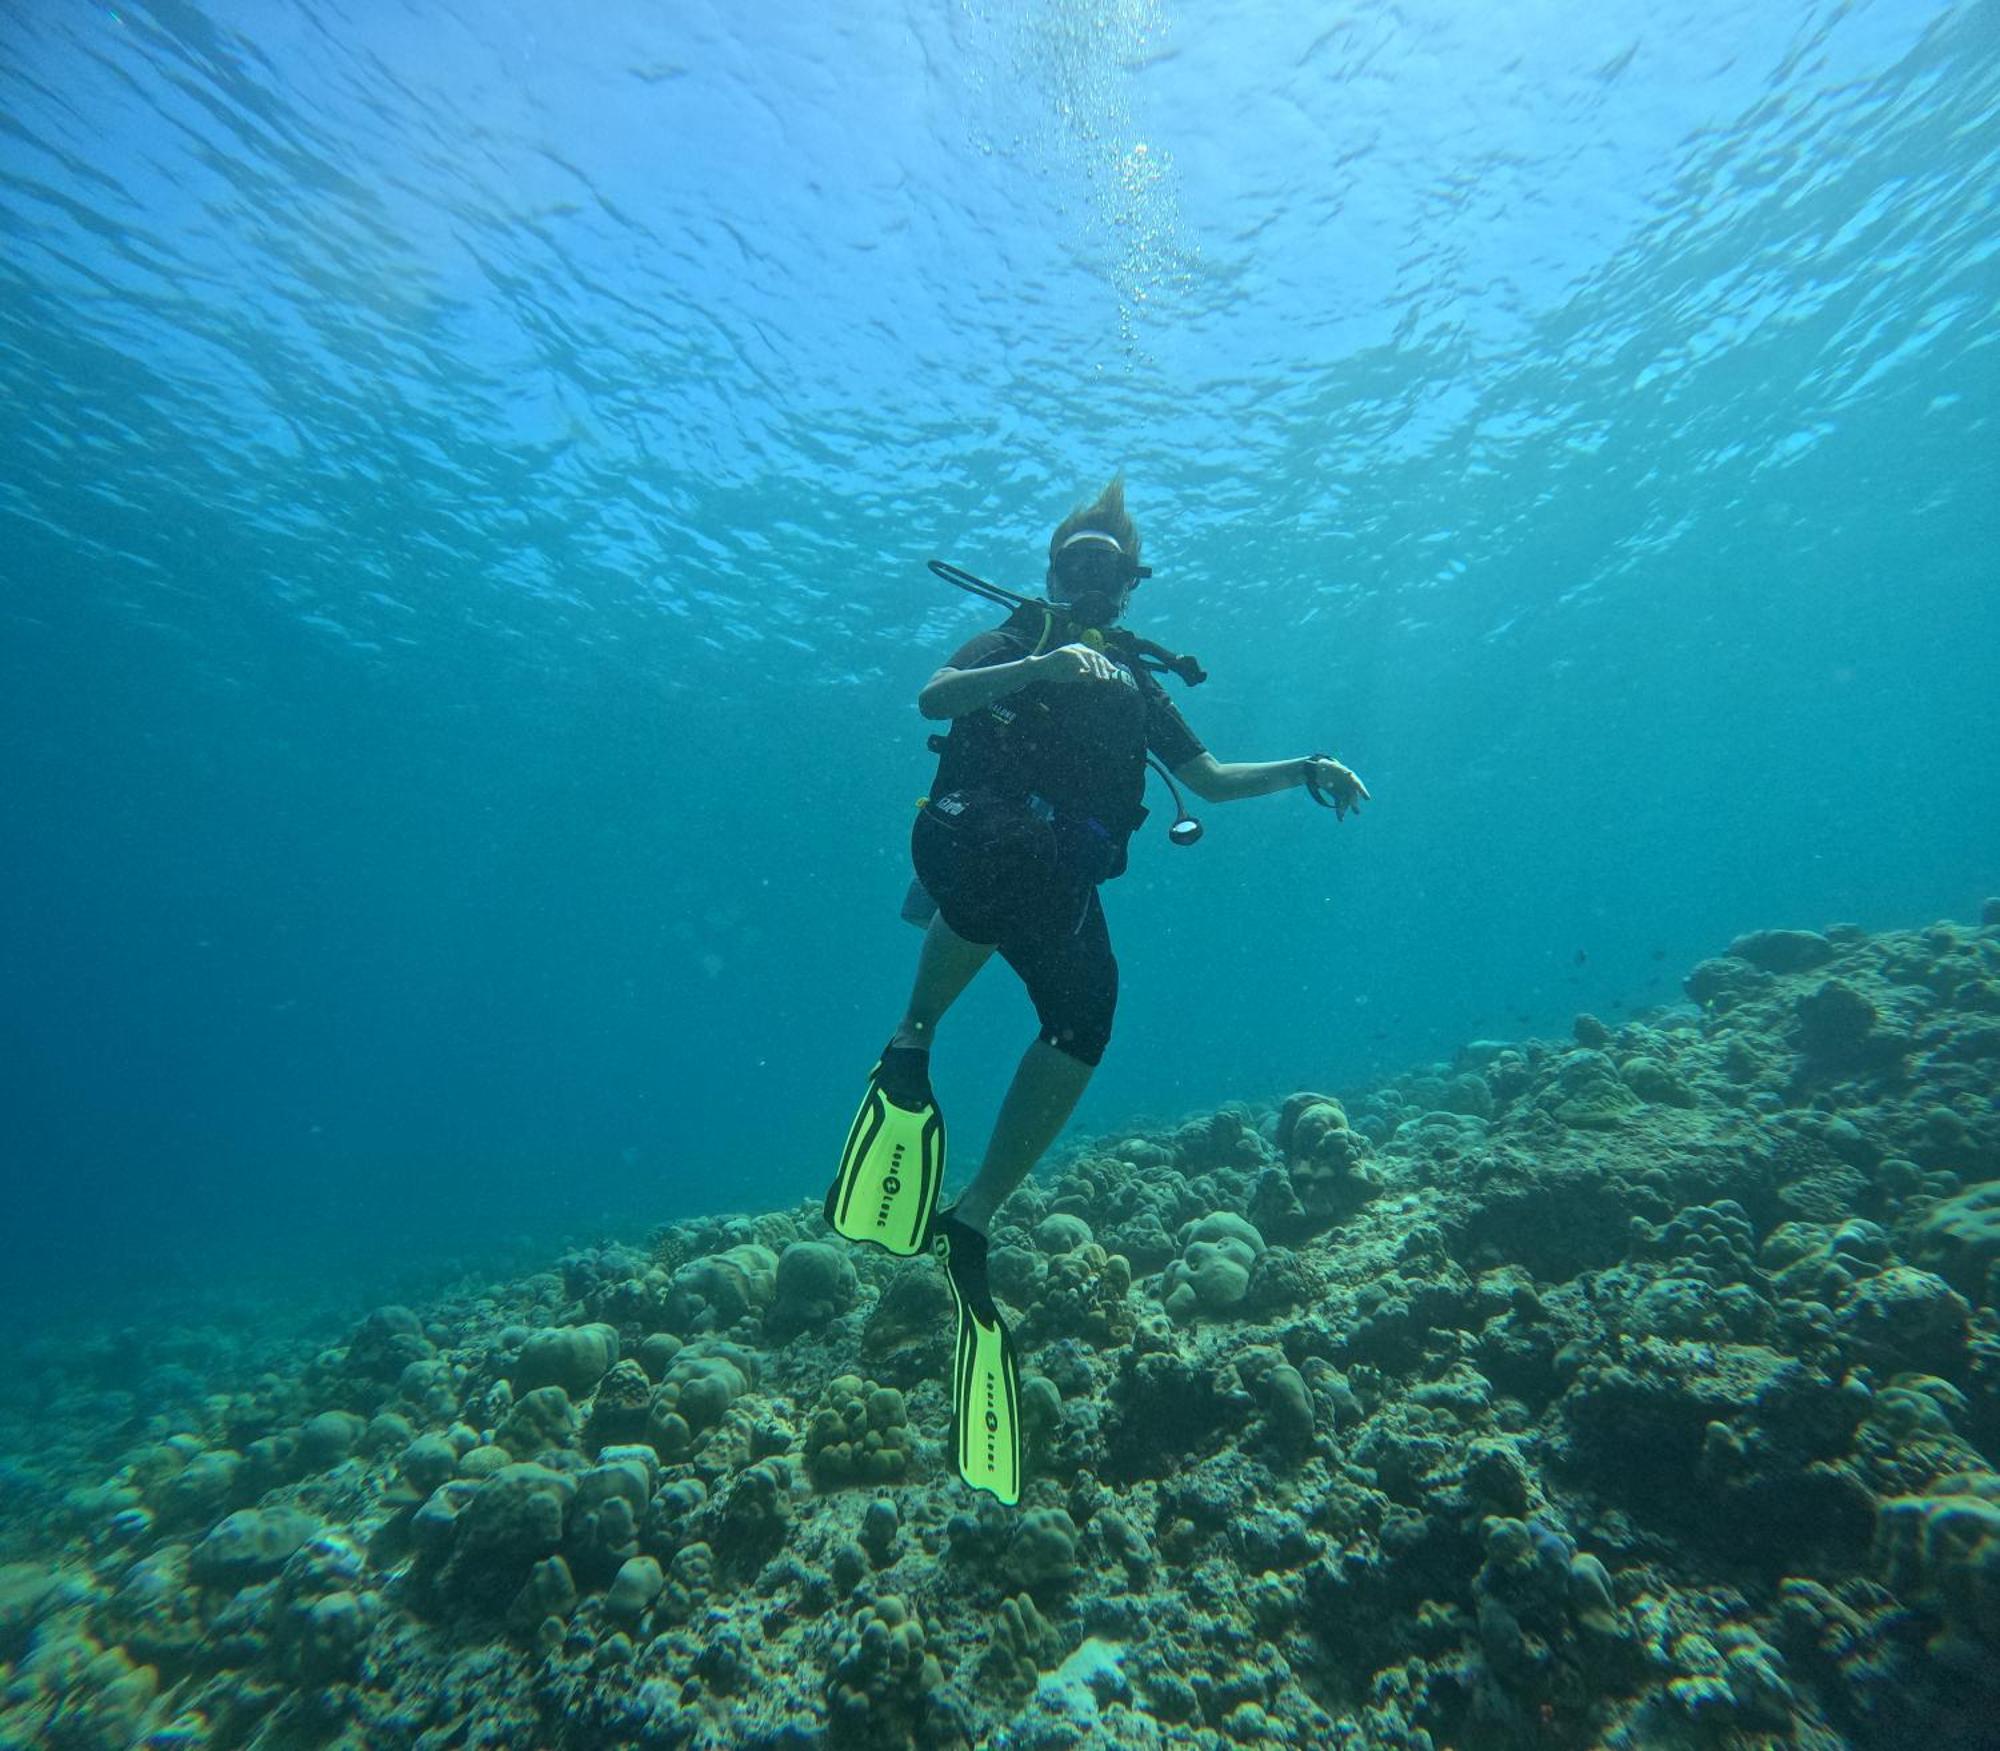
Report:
1,0,1995,1329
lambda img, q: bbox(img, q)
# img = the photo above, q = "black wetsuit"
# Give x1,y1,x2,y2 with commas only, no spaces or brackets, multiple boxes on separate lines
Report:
910,604,1206,1066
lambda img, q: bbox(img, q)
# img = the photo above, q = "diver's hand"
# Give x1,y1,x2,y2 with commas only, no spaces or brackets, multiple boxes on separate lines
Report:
1034,643,1122,685
1306,757,1370,820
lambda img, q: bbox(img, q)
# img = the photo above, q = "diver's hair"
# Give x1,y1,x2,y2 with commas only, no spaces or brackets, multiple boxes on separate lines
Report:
1048,475,1141,568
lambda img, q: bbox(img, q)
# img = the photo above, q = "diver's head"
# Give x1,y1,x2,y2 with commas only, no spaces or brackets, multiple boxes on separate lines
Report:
1047,476,1149,627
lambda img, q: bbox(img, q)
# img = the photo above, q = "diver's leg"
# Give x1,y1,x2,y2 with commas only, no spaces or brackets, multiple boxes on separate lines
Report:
952,892,1116,1231
952,1039,1095,1230
891,912,995,1050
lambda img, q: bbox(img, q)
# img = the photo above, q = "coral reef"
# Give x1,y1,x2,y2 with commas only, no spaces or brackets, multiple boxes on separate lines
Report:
2,907,1998,1748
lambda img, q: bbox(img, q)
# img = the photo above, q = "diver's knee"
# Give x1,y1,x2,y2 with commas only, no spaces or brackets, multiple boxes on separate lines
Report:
1039,1016,1111,1068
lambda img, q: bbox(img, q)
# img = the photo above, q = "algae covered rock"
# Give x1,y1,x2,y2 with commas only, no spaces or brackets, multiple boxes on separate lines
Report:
1561,1341,1823,1503
513,1323,619,1396
1685,955,1773,1010
1003,1506,1081,1594
1103,1347,1233,1481
188,1506,320,1591
1729,928,1836,974
635,1331,684,1380
1547,1049,1639,1129
1344,1255,1476,1370
666,1243,779,1333
277,1584,379,1686
497,1384,578,1458
1915,1181,2000,1303
605,1554,665,1620
1875,1470,2000,1671
581,1358,654,1450
1256,1360,1316,1458
436,1462,577,1606
1275,1092,1352,1159
562,1457,649,1584
1836,1266,1971,1374
1573,1012,1613,1048
706,1457,793,1578
1033,1212,1094,1253
643,1341,760,1458
1018,1374,1064,1467
861,1266,953,1386
1795,978,1889,1069
102,1542,207,1666
1620,1054,1696,1106
859,1496,900,1566
1258,1093,1382,1233
506,1552,578,1634
1021,1242,1134,1346
976,1592,1063,1706
1472,1515,1580,1691
0,1565,65,1662
296,1409,367,1470
338,1304,435,1386
768,1240,860,1338
147,1446,243,1530
824,1595,947,1747
1244,1244,1324,1316
1603,1199,1775,1345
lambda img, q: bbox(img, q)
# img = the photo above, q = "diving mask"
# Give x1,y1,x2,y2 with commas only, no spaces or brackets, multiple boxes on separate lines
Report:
1050,529,1151,623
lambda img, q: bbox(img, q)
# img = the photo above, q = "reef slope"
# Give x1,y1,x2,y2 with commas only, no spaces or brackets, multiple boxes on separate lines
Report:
4,908,1999,1750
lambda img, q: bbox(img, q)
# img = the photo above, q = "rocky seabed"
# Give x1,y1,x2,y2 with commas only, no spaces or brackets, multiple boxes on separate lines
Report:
4,909,2000,1750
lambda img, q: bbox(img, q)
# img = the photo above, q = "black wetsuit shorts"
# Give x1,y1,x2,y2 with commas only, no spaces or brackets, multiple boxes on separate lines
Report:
910,788,1118,1066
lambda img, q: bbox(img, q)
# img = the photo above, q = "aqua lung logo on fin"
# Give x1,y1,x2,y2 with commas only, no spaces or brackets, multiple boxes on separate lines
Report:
982,1367,1000,1476
875,1143,906,1232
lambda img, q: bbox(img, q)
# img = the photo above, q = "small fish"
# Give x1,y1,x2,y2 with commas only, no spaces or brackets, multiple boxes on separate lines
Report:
1573,949,1589,966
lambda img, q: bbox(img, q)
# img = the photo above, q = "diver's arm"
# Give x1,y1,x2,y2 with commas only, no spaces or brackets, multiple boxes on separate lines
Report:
1175,751,1370,816
918,646,1114,719
1173,752,1307,802
918,661,1037,719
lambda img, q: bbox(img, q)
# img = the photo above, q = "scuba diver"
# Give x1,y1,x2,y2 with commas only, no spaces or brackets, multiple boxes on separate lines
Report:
824,478,1369,1503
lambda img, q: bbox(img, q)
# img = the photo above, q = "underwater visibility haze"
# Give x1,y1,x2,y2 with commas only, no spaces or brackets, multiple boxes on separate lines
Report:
2,0,2000,1745
3,0,1997,1304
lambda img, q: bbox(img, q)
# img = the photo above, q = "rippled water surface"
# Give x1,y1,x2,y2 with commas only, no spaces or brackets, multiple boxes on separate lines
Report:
2,0,1995,1314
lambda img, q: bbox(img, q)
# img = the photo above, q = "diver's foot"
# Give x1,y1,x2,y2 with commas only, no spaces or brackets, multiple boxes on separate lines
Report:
930,1206,995,1318
875,1041,932,1110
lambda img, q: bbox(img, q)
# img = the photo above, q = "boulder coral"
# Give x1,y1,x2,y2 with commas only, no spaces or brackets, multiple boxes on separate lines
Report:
665,1243,779,1333
768,1240,861,1338
806,1374,915,1489
512,1322,619,1396
1875,1470,2000,1674
1161,1212,1266,1321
